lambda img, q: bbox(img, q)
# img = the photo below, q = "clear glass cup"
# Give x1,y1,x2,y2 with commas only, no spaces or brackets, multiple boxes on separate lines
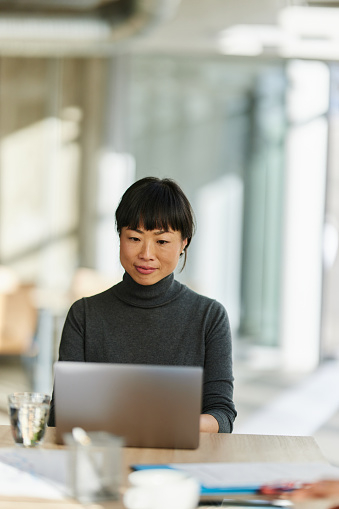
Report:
64,431,123,504
8,392,50,447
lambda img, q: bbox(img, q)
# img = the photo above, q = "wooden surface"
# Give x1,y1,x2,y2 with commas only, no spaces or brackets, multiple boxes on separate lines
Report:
0,425,337,509
1,425,328,462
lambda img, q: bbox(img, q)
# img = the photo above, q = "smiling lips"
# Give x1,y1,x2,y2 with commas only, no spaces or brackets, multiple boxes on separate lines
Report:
135,266,157,275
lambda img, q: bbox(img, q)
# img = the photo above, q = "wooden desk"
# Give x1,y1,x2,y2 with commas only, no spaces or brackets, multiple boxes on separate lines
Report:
0,425,337,509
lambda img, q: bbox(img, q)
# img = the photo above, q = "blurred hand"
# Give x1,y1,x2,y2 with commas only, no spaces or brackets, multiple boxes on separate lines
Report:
288,480,339,500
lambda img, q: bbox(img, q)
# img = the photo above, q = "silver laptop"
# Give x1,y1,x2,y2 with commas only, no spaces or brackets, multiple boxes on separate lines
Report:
54,361,203,449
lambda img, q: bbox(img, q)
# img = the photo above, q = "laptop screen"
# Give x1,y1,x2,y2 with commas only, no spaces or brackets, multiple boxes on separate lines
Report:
54,361,203,449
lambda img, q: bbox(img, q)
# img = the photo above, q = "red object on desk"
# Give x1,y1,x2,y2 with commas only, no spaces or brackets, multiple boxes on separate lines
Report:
259,481,310,495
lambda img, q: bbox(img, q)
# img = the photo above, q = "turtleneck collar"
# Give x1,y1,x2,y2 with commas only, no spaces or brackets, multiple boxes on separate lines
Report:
112,271,184,308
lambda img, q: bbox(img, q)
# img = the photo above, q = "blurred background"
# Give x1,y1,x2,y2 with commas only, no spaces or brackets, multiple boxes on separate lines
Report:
1,0,339,463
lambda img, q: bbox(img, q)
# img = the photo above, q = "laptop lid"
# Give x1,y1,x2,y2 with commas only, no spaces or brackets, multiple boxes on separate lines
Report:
54,361,203,449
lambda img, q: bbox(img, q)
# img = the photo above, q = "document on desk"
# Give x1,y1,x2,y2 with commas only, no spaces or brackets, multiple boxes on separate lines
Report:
0,447,69,499
132,462,339,495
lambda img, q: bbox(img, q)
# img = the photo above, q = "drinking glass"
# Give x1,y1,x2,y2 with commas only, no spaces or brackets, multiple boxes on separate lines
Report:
64,430,123,503
8,392,50,447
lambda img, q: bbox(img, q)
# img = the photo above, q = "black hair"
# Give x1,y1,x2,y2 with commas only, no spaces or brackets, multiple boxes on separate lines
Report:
115,177,195,269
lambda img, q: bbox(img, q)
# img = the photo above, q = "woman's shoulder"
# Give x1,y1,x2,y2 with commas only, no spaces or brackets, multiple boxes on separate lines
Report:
180,286,230,333
69,285,116,311
180,283,227,313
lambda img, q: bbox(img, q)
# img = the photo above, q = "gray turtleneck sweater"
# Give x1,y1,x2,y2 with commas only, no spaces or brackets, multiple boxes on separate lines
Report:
48,272,237,432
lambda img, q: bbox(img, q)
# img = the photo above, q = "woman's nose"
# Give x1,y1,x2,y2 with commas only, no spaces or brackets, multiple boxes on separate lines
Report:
138,241,155,259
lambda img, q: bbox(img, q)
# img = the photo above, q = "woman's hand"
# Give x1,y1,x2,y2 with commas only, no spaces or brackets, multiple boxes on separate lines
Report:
287,480,339,507
199,414,219,433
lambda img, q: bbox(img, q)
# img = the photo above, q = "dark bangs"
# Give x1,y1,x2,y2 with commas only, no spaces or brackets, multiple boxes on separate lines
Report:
115,177,195,245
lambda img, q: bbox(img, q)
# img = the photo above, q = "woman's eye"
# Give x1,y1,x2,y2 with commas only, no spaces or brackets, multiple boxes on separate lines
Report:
157,240,168,245
129,237,140,242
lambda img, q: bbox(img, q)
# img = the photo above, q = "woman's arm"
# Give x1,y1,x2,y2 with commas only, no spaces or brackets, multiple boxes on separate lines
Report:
58,299,86,362
48,299,86,426
202,302,237,433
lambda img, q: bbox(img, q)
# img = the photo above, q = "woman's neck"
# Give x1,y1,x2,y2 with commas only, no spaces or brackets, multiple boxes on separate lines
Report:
113,271,183,308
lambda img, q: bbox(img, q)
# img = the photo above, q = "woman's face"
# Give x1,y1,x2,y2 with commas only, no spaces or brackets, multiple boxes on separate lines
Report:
120,225,188,286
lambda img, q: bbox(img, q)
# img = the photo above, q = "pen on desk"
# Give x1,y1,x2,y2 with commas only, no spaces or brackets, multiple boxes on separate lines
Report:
198,500,293,507
221,499,293,507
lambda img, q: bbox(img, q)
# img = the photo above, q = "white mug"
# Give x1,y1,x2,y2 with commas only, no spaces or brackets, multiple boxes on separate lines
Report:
123,468,200,509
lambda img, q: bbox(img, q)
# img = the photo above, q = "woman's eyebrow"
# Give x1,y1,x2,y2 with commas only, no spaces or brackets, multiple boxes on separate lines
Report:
126,228,143,233
154,230,173,235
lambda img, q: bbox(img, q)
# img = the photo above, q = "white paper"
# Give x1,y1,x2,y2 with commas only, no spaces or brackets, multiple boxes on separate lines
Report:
0,447,69,499
169,462,339,489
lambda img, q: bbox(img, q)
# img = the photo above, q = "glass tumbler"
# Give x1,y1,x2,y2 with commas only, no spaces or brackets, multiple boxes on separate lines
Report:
8,392,50,447
64,430,123,503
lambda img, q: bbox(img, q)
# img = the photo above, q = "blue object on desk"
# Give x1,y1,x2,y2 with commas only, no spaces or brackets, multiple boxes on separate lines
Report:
131,465,259,496
201,486,259,495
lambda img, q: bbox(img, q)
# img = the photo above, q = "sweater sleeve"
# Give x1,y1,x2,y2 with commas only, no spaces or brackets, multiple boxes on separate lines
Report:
48,299,86,426
202,301,237,433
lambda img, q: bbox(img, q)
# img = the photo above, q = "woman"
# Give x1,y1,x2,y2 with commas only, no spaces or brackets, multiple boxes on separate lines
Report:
48,177,237,432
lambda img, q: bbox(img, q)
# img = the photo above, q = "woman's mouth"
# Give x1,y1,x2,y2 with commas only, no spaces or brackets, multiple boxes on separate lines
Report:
135,266,157,275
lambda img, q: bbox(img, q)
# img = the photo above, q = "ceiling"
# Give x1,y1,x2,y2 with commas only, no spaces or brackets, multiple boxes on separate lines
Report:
0,0,338,60
134,0,339,61
132,0,281,54
0,0,180,56
0,0,118,10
